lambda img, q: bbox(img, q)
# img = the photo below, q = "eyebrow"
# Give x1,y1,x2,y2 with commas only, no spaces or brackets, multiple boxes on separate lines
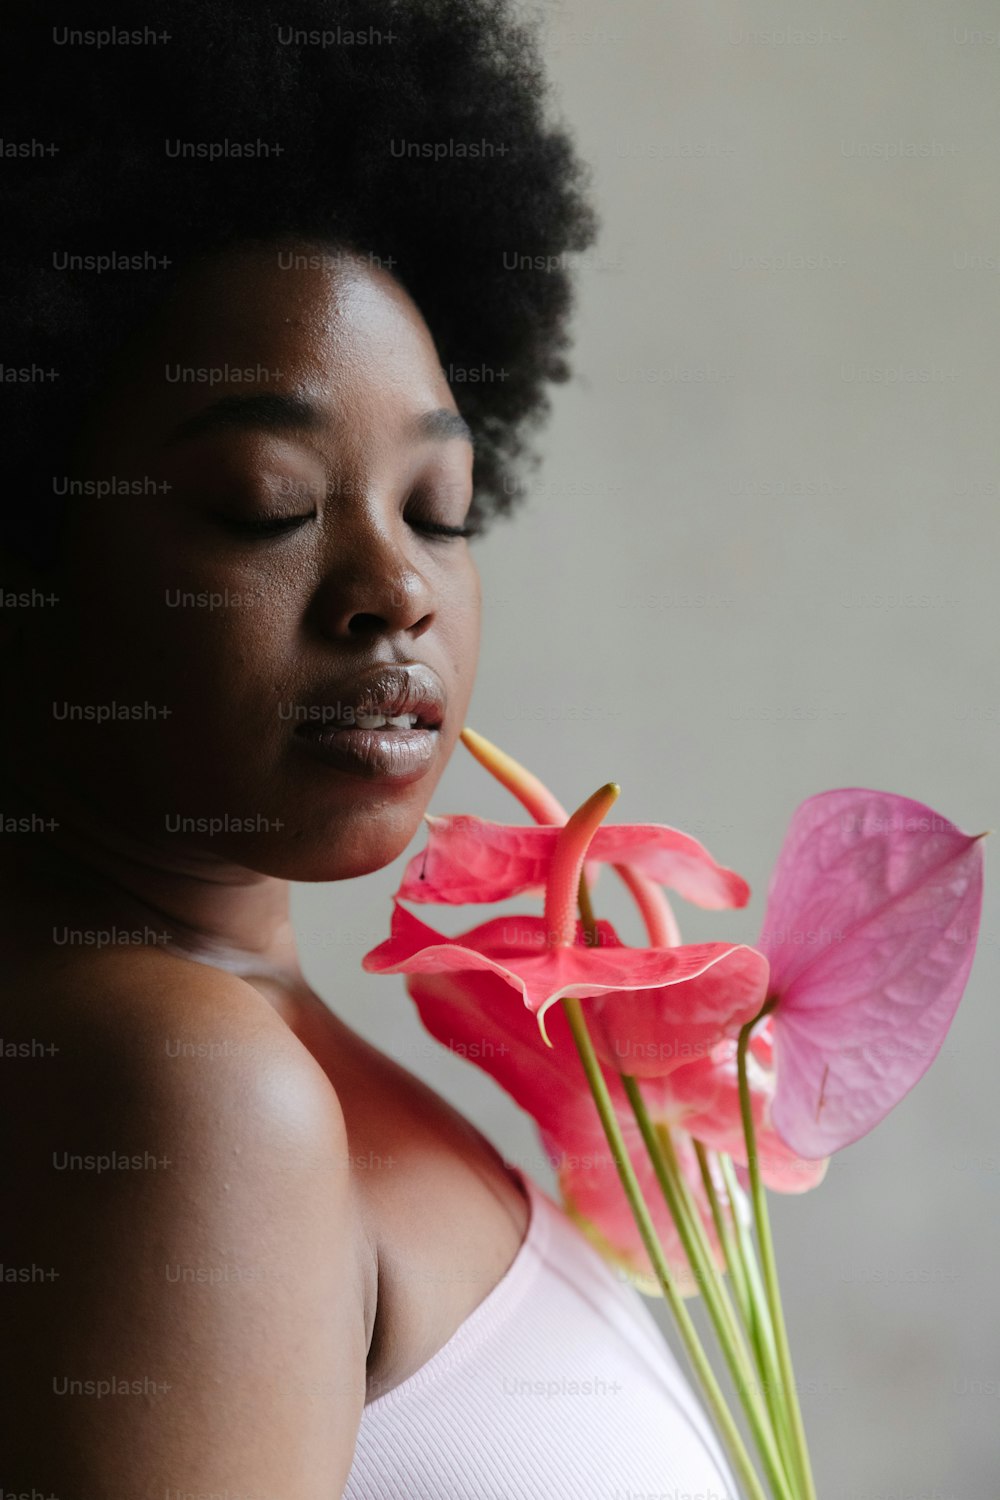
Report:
163,392,475,450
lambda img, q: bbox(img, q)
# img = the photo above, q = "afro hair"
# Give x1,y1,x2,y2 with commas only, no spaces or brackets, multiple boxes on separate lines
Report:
0,0,599,563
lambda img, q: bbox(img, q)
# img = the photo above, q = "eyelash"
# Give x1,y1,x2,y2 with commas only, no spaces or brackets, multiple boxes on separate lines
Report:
226,513,314,536
223,512,474,540
410,519,476,540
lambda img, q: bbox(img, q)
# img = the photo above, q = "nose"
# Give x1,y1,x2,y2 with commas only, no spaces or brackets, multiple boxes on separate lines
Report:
309,513,436,643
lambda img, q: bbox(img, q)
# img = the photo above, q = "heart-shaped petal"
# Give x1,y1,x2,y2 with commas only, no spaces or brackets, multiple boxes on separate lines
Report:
364,900,768,1057
758,789,986,1156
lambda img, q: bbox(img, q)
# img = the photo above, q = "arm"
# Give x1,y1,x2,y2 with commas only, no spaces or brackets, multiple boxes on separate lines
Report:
1,962,371,1496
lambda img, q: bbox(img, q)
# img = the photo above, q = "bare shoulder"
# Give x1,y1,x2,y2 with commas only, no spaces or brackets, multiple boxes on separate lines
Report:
5,944,353,1143
2,946,373,1495
9,940,332,1060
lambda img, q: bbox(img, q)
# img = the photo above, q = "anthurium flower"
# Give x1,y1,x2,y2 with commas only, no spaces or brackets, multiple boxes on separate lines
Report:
457,724,684,947
543,1090,736,1298
363,923,822,1292
363,898,770,1061
398,813,751,912
677,1041,829,1195
361,933,733,1294
755,788,987,1159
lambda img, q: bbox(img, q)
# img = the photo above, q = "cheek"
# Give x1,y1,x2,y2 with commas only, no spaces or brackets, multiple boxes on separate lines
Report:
441,560,482,699
56,511,304,696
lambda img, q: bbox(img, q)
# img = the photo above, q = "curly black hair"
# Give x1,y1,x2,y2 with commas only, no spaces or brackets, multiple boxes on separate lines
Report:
0,0,598,565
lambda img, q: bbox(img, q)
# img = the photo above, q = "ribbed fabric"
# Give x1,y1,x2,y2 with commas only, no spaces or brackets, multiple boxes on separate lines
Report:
343,1166,739,1499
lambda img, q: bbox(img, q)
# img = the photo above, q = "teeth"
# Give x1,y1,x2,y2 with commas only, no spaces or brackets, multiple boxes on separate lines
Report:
350,712,419,730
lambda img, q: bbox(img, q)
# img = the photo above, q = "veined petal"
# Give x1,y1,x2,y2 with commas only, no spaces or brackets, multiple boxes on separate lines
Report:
757,788,983,995
362,899,741,1295
399,814,605,905
680,1043,829,1193
400,963,591,1126
390,951,707,1291
584,946,770,1078
364,902,767,1054
758,788,986,1156
397,814,750,909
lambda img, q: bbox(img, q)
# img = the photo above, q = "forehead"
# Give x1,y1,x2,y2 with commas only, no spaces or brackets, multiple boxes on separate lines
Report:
89,240,465,461
159,241,448,390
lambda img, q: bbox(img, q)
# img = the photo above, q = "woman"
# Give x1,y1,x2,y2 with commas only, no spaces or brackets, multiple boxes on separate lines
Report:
1,1,738,1493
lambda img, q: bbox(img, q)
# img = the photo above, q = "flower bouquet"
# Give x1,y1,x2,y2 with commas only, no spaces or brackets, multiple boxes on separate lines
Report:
362,726,987,1499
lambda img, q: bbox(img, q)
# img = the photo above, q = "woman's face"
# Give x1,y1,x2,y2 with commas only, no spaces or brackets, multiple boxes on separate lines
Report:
18,239,482,881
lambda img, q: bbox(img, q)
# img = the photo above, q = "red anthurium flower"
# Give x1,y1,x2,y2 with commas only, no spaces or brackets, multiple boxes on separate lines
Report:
362,936,732,1294
365,904,819,1189
363,898,770,1062
755,789,987,1159
398,813,751,912
584,954,774,1083
540,1089,734,1298
456,725,685,947
362,925,824,1288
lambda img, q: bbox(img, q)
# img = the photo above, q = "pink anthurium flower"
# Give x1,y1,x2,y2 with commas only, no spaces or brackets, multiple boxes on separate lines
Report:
363,898,770,1062
678,1041,829,1195
361,922,824,1286
541,1086,736,1298
397,812,751,912
367,905,821,1185
755,788,987,1159
361,729,988,1496
362,928,733,1293
363,779,775,1293
456,724,685,947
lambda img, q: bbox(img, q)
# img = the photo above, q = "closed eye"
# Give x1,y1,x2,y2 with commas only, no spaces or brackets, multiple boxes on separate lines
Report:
410,518,476,540
216,510,475,540
220,512,316,537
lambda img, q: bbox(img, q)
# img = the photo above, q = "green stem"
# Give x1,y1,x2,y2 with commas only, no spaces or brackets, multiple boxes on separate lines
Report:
560,994,771,1500
575,873,794,1494
737,1026,818,1500
712,1150,798,1481
653,1124,759,1393
719,1153,774,1363
692,1139,752,1332
621,1078,795,1500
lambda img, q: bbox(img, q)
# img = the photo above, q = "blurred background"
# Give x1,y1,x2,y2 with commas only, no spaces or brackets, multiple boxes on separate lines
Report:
293,2,1000,1492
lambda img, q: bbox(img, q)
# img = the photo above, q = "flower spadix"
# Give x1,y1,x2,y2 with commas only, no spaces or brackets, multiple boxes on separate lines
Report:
457,726,681,944
363,779,770,1059
399,728,748,927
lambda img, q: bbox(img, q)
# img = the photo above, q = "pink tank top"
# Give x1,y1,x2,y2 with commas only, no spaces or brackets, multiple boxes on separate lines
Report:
343,1165,739,1498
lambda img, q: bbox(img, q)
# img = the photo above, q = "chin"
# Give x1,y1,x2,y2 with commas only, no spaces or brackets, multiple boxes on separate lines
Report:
230,799,430,883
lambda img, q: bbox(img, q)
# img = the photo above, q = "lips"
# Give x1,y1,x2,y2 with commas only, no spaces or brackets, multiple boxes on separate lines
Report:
294,662,447,733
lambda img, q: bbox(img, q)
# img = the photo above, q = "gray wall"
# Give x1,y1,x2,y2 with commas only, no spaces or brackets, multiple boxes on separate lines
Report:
293,3,1000,1491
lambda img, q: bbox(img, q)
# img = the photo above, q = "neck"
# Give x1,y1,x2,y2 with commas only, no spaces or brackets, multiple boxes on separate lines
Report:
0,755,305,993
